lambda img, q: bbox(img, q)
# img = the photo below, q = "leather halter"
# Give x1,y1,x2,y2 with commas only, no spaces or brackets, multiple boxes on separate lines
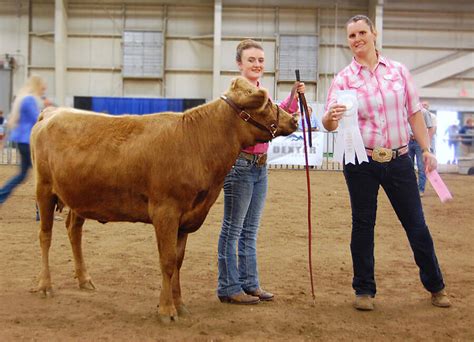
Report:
220,95,280,138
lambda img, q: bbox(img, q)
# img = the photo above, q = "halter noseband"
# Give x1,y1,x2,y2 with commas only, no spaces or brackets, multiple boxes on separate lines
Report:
220,95,279,138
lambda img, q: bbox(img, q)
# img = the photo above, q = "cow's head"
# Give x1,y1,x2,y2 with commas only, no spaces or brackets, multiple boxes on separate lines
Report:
223,77,298,142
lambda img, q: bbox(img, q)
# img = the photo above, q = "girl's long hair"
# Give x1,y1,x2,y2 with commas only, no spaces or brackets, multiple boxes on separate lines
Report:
7,75,45,129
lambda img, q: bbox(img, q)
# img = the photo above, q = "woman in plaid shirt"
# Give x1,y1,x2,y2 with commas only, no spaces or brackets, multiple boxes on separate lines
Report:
322,15,450,311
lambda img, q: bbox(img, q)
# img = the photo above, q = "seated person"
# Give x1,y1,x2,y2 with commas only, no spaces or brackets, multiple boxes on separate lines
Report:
298,106,320,132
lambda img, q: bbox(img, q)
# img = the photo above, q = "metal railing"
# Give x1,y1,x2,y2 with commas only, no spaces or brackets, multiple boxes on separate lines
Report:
0,132,343,170
0,141,20,165
3,131,471,171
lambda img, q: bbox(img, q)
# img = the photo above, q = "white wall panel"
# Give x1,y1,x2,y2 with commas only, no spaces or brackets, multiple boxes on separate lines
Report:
30,37,54,66
319,26,348,46
318,8,360,28
123,79,162,98
0,1,29,92
68,37,121,68
384,2,474,31
317,76,336,106
165,40,213,70
222,8,275,37
458,69,474,78
66,71,123,97
67,6,123,35
166,6,213,36
382,49,454,71
384,29,474,50
0,4,28,54
165,74,212,99
31,2,54,32
429,78,474,89
124,6,164,31
318,46,352,74
218,75,236,95
278,9,318,34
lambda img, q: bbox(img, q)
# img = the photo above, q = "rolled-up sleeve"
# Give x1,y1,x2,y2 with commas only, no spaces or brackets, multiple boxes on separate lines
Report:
400,64,422,118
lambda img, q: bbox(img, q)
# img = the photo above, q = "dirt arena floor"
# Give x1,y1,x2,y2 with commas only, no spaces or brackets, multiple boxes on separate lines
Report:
0,165,473,341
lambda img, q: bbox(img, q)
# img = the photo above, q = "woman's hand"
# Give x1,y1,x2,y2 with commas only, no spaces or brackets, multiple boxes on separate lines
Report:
326,104,346,122
322,104,346,131
423,150,438,173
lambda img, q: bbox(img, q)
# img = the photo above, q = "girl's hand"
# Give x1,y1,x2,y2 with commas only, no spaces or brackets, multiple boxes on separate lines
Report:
294,82,305,97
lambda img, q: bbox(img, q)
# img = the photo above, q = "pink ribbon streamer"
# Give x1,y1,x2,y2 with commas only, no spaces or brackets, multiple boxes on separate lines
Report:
426,170,453,203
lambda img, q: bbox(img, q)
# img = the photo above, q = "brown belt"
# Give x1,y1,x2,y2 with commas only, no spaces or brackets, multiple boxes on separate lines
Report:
366,145,408,163
238,151,267,167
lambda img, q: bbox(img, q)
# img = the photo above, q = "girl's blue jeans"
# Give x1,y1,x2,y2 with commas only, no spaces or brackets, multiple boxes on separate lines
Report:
217,156,268,297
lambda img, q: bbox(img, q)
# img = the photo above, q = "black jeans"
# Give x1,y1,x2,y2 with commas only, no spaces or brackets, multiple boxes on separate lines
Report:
343,154,445,296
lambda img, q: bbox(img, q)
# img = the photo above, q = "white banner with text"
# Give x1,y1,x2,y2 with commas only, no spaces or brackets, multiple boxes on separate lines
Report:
268,132,324,166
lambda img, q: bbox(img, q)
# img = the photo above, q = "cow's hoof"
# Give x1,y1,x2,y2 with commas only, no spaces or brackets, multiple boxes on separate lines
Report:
41,288,54,298
177,304,190,317
30,286,54,298
79,280,96,291
159,314,178,324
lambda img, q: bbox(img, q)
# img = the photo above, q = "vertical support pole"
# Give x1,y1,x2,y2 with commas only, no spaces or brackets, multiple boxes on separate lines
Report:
212,0,222,100
369,0,384,51
162,5,168,97
54,0,67,106
274,7,279,100
27,0,33,81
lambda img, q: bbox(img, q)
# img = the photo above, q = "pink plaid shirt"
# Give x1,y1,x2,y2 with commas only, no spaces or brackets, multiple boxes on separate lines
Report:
326,55,423,149
242,83,299,154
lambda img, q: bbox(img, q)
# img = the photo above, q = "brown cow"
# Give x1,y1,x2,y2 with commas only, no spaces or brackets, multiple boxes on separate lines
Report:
30,76,298,322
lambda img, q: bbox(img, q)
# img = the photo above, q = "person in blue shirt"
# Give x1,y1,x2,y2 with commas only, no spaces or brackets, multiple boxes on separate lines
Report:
0,75,47,205
297,105,320,132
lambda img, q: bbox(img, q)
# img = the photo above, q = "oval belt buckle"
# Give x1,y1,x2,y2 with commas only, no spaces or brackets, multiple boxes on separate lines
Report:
372,147,392,163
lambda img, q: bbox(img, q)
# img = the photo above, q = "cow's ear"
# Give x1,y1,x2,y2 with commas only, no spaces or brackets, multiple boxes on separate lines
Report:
231,76,251,89
254,90,269,111
230,77,239,89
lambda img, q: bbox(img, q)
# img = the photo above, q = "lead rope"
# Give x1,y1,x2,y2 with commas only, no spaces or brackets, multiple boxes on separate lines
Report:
295,70,316,303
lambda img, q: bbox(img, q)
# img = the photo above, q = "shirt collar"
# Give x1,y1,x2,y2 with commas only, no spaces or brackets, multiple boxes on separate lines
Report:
349,58,363,74
350,52,388,74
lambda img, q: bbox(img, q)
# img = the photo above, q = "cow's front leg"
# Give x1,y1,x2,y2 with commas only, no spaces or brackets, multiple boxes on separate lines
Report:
173,231,189,316
151,206,179,323
66,211,95,290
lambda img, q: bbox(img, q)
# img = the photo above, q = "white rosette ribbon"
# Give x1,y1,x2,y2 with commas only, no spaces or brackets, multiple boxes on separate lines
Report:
333,90,368,165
